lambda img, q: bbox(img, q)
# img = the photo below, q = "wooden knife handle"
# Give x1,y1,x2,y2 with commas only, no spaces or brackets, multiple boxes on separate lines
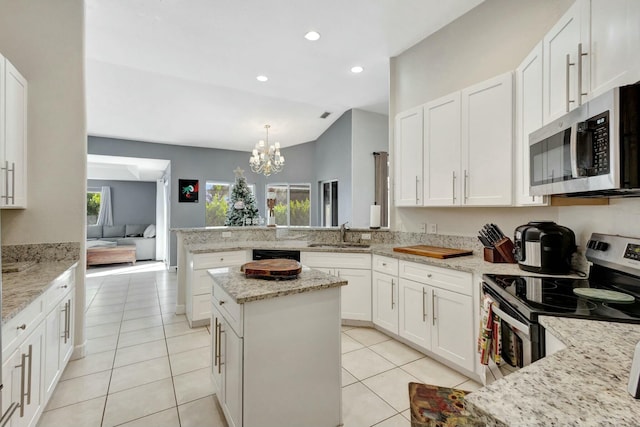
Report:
493,237,517,264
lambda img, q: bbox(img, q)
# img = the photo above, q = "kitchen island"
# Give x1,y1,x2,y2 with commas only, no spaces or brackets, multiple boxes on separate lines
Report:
208,265,346,427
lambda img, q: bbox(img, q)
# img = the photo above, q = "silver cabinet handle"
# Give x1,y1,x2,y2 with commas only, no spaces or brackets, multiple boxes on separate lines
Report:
61,285,68,289
0,402,19,427
382,263,387,267
219,300,225,305
391,279,395,309
427,273,432,278
15,344,32,417
214,318,220,369
432,292,437,326
1,160,8,204
566,53,576,112
16,324,26,330
463,170,469,202
452,171,456,203
578,43,588,103
61,303,68,342
422,287,427,321
9,162,14,204
66,299,71,341
218,326,225,373
220,258,224,262
415,176,419,204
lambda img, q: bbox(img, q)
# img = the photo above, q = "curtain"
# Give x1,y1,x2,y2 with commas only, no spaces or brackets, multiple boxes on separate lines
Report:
96,186,113,226
373,152,389,227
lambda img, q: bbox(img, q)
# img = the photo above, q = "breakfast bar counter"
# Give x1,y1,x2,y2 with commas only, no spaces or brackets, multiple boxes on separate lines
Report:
465,317,640,426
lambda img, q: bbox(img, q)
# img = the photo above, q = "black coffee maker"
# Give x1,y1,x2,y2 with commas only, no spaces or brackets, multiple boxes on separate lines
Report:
513,221,577,274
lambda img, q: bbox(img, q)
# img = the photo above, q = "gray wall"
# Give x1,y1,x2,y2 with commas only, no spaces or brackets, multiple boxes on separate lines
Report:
88,180,157,226
314,110,353,225
88,136,317,265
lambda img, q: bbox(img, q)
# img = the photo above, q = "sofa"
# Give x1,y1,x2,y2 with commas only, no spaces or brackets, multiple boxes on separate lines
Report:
87,224,156,261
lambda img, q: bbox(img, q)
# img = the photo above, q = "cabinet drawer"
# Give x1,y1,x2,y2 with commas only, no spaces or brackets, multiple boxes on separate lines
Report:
301,252,371,269
399,261,472,296
2,295,44,356
45,268,75,314
372,255,398,275
193,269,214,295
212,282,243,337
192,251,247,270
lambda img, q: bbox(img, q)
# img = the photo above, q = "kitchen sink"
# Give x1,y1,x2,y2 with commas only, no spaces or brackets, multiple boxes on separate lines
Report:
307,243,370,249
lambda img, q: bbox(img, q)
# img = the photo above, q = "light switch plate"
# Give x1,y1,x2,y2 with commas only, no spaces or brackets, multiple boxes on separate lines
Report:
428,224,438,234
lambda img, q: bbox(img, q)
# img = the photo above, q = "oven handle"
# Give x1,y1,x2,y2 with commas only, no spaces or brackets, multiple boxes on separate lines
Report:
570,123,579,178
492,305,530,340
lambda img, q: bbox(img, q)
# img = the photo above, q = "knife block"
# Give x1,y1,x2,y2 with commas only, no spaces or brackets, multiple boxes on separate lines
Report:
483,238,517,264
483,247,510,263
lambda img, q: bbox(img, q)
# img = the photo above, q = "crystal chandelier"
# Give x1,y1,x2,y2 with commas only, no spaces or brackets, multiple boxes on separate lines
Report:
249,124,285,176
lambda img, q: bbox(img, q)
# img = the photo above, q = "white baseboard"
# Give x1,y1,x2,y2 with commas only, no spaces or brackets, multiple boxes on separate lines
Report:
72,340,87,360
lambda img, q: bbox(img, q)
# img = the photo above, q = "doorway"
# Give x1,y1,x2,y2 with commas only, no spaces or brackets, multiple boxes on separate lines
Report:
320,180,338,227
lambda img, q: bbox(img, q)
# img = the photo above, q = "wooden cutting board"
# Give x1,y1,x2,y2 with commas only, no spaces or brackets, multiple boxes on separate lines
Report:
241,259,302,279
393,245,473,259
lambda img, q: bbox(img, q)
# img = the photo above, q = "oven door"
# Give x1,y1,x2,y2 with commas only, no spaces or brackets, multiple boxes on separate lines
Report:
481,283,543,381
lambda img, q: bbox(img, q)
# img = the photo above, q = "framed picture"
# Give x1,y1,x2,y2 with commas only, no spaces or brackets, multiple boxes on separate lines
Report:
179,179,199,203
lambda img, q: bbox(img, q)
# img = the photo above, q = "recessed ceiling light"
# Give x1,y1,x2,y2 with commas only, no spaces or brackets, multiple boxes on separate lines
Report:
304,31,321,41
350,66,364,74
256,75,268,82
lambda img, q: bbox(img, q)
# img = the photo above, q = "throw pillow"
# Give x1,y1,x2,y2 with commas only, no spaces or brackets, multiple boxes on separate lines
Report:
143,224,156,238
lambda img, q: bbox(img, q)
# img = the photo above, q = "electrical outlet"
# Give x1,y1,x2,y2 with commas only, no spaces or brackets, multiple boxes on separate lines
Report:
222,231,231,238
428,223,438,234
420,223,427,233
361,233,372,240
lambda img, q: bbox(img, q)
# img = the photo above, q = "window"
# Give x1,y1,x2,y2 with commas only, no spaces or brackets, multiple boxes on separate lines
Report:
267,184,311,226
86,190,101,225
205,181,256,226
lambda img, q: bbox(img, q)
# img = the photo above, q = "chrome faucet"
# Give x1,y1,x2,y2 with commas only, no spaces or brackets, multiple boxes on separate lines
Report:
340,222,349,243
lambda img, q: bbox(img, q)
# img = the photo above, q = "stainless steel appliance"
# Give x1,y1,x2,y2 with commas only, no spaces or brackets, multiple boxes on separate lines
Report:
483,233,640,373
513,221,576,274
529,82,640,197
252,249,300,262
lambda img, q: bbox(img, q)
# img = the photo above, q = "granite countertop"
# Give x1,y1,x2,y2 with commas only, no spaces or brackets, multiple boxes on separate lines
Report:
186,241,583,278
208,266,347,304
2,260,78,324
465,317,640,426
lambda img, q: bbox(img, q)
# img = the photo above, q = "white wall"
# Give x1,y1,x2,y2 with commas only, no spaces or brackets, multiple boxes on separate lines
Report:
0,0,86,358
351,109,389,228
389,0,575,236
0,0,86,245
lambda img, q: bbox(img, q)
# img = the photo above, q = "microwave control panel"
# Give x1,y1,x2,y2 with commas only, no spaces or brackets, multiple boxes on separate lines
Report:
578,111,610,176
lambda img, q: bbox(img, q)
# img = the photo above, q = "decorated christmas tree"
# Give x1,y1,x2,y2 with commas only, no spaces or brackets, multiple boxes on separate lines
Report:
225,167,259,226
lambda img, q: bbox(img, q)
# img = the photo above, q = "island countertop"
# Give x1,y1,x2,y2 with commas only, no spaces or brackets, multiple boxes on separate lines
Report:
208,265,347,304
465,317,640,426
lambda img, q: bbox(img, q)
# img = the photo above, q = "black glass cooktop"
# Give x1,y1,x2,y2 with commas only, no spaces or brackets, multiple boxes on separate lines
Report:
483,273,640,324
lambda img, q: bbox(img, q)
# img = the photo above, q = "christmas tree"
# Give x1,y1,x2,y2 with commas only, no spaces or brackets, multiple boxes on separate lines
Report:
225,167,259,226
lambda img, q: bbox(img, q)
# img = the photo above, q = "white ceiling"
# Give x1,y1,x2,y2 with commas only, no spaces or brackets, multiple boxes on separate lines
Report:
85,0,483,152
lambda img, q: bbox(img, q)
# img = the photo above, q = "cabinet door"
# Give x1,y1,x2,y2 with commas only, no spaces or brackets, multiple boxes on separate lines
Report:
461,72,513,206
211,305,223,392
220,317,243,427
2,59,27,208
431,288,474,372
394,107,423,206
2,348,20,427
43,308,61,404
588,0,638,98
423,93,461,206
542,1,584,123
337,268,372,322
515,42,547,206
398,279,431,350
15,322,44,427
372,272,398,334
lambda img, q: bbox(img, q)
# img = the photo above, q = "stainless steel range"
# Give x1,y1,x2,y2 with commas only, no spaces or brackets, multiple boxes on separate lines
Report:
482,233,640,369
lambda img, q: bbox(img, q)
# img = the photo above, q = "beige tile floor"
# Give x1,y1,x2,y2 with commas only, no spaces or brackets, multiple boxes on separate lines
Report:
37,262,481,427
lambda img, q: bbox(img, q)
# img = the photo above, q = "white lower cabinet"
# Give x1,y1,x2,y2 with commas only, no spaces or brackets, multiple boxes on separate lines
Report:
397,261,475,373
1,264,76,427
186,250,248,327
301,251,372,321
211,279,341,427
372,271,398,334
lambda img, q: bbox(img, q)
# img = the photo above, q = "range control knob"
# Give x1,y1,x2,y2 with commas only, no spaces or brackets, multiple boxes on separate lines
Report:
595,241,609,251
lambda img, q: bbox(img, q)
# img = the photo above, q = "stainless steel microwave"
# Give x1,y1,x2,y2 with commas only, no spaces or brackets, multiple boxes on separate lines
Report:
529,82,640,197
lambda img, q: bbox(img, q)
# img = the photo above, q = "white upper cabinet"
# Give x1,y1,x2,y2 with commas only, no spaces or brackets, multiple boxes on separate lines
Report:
542,0,588,124
0,55,28,209
394,107,423,206
423,93,461,206
588,0,640,98
515,42,547,206
461,72,514,206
